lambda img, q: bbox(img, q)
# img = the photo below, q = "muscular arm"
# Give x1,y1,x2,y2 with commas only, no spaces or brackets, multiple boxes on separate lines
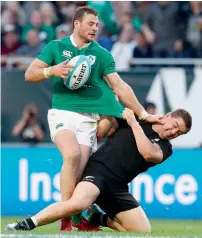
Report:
104,73,145,118
25,59,73,83
122,108,163,163
131,122,163,163
25,59,49,83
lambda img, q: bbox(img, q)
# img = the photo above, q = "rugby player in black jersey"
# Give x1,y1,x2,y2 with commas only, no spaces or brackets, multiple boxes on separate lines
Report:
6,108,192,232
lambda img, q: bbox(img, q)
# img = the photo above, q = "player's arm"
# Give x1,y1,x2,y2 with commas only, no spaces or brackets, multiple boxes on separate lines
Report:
102,50,162,123
104,73,162,123
122,108,163,163
25,59,50,82
97,116,118,137
104,73,144,117
25,41,73,83
25,59,73,83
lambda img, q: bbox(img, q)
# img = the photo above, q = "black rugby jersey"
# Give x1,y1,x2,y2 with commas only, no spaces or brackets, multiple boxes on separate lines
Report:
90,119,172,184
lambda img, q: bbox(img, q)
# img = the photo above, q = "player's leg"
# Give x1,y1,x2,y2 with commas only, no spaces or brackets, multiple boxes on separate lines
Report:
114,206,151,232
76,114,115,182
89,210,126,231
35,182,100,226
96,115,114,137
71,144,92,226
75,116,99,182
72,145,104,231
107,217,127,231
55,130,81,201
5,182,100,231
53,129,83,231
91,186,151,232
48,109,84,231
70,117,97,227
48,110,82,202
76,144,92,182
90,206,151,232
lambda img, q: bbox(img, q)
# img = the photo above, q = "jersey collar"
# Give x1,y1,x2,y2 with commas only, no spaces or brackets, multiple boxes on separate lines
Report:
70,34,91,49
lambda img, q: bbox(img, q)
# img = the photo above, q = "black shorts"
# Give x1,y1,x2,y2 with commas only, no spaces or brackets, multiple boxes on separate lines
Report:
81,161,139,220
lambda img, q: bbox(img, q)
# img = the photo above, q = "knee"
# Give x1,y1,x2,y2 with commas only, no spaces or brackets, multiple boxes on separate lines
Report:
97,116,113,137
62,149,81,165
68,200,89,214
126,222,151,233
140,223,151,233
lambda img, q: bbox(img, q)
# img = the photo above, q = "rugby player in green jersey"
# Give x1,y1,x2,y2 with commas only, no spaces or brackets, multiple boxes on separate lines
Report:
24,6,161,231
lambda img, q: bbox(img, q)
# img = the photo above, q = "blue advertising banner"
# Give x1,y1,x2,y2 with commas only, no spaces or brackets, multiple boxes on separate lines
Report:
130,149,202,219
1,146,202,219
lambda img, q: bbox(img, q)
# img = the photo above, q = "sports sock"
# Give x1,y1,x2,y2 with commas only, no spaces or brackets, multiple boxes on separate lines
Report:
31,216,38,227
90,212,108,227
71,213,83,224
23,217,36,230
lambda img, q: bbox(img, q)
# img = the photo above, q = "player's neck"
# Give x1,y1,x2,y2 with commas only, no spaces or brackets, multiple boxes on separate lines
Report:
152,123,161,135
72,33,89,49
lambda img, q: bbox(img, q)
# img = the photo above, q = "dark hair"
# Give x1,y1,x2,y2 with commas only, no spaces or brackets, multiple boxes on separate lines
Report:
72,6,98,28
171,109,192,133
144,101,156,110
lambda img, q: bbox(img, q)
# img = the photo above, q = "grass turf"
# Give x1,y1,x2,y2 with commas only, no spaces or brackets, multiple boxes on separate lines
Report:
1,217,202,237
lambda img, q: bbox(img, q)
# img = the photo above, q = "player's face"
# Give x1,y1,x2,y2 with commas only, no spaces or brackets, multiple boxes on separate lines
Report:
159,113,187,140
77,14,99,42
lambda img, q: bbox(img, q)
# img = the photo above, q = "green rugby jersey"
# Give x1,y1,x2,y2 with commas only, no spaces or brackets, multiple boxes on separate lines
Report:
38,36,124,118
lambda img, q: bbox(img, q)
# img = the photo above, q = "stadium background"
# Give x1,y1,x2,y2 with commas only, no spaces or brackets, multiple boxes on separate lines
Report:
1,1,202,236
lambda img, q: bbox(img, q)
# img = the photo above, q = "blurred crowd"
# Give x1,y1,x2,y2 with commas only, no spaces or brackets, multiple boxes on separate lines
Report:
12,104,45,143
1,1,202,70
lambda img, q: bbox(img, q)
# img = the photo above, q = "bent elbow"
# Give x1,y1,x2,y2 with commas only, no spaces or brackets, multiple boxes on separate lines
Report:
142,151,153,162
143,152,162,163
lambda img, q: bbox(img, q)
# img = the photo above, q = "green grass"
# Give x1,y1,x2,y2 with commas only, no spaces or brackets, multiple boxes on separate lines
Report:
1,217,202,237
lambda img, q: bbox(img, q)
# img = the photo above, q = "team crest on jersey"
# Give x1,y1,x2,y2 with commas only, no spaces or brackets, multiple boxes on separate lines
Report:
62,50,72,58
151,138,160,143
87,55,96,65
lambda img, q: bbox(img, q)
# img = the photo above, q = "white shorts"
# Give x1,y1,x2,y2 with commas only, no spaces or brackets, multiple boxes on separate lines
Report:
47,109,100,151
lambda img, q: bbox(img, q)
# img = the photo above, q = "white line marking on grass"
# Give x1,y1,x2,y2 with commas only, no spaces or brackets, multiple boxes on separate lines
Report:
1,235,201,238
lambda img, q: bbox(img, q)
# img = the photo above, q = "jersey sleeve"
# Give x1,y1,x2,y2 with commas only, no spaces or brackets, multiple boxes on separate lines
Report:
37,41,55,66
152,139,173,161
101,50,116,76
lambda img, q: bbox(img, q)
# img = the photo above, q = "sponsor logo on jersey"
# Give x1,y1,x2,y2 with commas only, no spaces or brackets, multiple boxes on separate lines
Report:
87,55,96,65
56,123,64,129
83,84,93,88
151,138,160,143
83,176,95,182
62,50,72,58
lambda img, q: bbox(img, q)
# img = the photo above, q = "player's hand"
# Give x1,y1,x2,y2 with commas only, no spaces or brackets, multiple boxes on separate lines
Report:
145,114,164,124
122,108,137,127
50,60,74,79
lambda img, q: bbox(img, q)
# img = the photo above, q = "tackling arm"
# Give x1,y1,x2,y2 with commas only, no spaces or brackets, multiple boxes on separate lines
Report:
122,108,163,163
130,123,163,163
